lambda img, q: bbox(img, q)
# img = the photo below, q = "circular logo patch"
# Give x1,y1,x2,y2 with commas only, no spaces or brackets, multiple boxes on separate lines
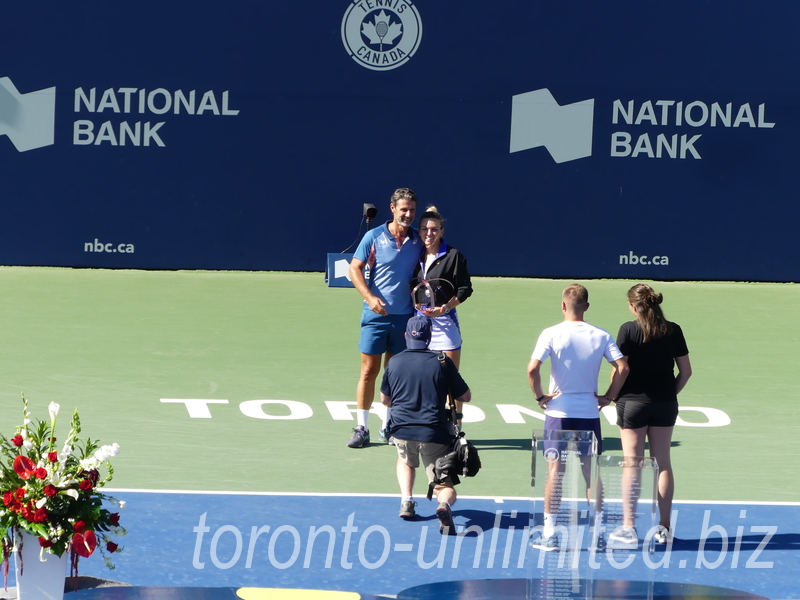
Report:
341,1,423,71
544,448,560,463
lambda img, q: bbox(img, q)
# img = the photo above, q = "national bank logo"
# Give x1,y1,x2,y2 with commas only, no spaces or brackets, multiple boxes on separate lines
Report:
0,78,56,152
0,75,241,151
341,1,423,71
509,89,594,164
510,87,776,163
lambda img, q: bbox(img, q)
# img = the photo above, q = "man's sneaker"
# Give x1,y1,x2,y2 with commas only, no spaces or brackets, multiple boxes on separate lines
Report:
589,533,607,552
399,500,417,520
654,525,672,544
608,525,638,549
346,426,370,448
379,428,396,445
436,502,456,536
530,531,560,552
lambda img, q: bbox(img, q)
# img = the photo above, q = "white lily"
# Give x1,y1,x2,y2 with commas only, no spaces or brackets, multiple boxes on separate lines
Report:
48,402,60,422
49,471,78,487
59,444,74,462
61,489,79,500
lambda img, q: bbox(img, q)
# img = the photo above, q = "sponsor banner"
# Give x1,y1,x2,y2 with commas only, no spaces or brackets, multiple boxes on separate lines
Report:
1,1,798,281
326,253,356,288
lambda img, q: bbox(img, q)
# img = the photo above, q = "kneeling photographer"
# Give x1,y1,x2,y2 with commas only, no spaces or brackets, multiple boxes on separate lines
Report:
380,315,472,535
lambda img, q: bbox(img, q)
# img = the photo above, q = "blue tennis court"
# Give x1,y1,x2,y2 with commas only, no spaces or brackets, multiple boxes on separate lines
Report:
55,491,798,599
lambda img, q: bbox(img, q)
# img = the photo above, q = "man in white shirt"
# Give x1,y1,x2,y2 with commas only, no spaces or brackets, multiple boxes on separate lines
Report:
527,283,629,551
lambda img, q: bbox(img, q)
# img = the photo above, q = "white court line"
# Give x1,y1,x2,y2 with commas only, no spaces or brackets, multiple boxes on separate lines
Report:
104,488,800,506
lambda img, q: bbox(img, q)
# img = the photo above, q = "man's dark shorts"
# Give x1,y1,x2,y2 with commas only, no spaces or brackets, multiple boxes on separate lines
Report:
359,310,412,355
542,416,603,456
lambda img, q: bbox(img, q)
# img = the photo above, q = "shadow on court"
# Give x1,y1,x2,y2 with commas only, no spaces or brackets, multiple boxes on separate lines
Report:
671,532,800,552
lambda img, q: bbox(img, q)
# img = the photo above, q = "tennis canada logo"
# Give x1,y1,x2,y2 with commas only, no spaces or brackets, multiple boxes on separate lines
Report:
341,1,423,71
0,77,56,152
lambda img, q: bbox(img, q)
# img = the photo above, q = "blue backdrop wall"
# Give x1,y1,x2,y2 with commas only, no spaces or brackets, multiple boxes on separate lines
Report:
1,1,796,281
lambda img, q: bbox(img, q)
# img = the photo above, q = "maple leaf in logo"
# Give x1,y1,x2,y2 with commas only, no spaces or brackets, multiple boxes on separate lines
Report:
361,10,403,50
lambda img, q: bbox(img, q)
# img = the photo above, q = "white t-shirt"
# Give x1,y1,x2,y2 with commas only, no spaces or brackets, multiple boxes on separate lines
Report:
531,320,623,419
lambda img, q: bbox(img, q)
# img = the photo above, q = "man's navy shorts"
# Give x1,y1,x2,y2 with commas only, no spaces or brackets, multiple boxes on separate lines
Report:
542,416,603,455
359,310,413,355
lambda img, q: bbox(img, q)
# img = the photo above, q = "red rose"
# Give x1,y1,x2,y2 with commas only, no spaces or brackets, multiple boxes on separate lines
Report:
109,513,120,526
11,435,23,447
21,504,35,521
72,530,97,558
33,508,48,523
48,452,58,463
44,485,58,497
106,542,118,553
78,469,100,485
38,538,53,548
35,468,48,479
3,490,22,511
79,479,93,491
15,488,25,499
73,521,87,534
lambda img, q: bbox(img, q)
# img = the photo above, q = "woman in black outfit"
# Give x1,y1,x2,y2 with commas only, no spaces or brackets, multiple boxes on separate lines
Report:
411,205,473,369
610,283,692,548
410,206,472,428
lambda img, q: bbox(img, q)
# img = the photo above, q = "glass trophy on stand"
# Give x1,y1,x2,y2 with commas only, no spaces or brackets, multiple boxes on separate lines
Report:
528,429,598,600
528,431,659,600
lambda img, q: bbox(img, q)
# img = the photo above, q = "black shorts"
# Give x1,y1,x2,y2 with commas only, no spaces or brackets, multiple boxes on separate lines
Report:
616,398,678,429
543,416,603,455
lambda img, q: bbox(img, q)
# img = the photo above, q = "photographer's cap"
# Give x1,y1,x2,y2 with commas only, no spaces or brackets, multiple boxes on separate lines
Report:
406,315,432,349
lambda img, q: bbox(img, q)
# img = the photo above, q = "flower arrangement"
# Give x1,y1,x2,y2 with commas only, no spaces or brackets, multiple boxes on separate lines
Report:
0,394,125,584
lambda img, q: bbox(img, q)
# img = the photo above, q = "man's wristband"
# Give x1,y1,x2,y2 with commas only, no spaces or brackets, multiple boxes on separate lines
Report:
536,395,546,403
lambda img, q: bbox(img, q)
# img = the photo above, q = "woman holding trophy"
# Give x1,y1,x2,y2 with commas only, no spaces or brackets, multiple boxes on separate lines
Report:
412,205,473,369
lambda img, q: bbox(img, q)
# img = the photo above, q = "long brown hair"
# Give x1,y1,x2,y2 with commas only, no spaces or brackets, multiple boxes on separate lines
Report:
627,283,672,342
